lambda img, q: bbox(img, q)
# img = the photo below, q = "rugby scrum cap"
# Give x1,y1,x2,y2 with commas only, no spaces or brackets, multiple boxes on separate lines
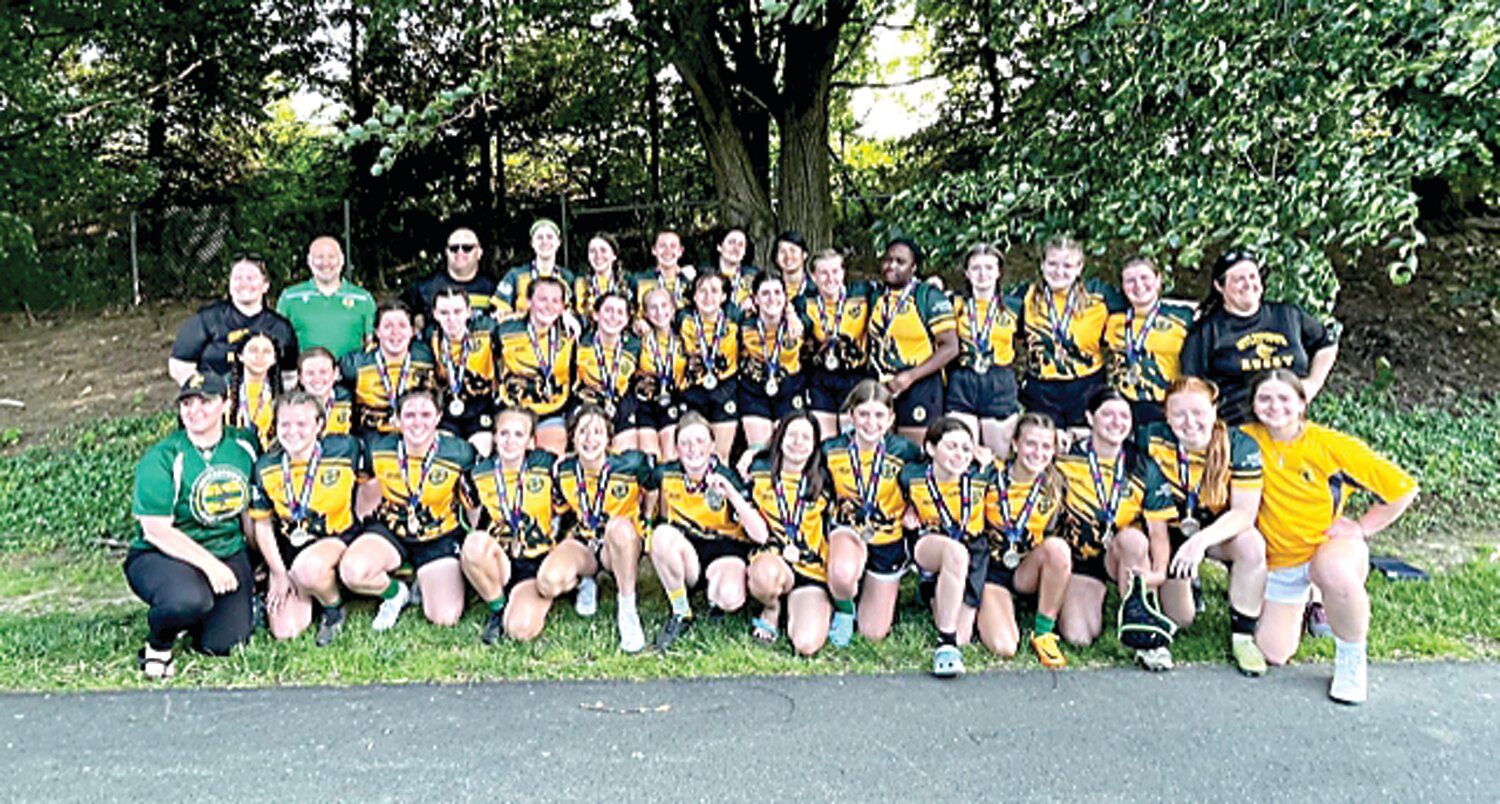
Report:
177,372,229,401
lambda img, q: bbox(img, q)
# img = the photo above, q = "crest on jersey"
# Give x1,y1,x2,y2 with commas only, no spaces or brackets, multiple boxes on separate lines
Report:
189,466,251,524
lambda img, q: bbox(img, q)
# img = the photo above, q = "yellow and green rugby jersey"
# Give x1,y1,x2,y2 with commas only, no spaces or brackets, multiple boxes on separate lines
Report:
250,435,362,543
338,342,438,435
952,294,1022,370
319,387,354,437
1105,302,1194,403
492,263,577,316
471,449,560,559
429,319,498,409
748,454,833,582
363,433,476,541
795,281,875,369
637,329,689,392
573,272,629,318
676,307,741,382
575,332,642,406
737,311,807,383
1243,422,1417,570
1056,440,1175,561
719,264,757,309
898,461,991,543
130,428,259,558
226,378,276,452
867,281,955,375
1017,278,1127,381
1136,421,1262,522
984,466,1062,558
491,318,575,416
821,433,922,547
629,269,691,317
553,450,654,543
650,459,751,542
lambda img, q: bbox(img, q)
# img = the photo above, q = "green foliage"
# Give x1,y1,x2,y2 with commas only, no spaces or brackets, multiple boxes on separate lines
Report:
892,0,1500,316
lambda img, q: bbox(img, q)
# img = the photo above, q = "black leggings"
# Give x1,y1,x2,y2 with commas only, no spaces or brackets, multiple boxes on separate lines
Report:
124,549,254,654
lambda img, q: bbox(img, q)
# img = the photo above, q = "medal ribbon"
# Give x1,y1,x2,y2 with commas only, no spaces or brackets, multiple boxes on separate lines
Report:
237,381,270,430
759,316,784,382
874,282,918,370
684,457,720,496
439,332,471,399
970,296,1000,364
594,334,624,402
574,458,613,532
1124,302,1160,365
646,330,677,386
491,461,528,533
374,348,413,405
772,470,810,546
849,438,886,519
527,321,560,390
925,467,974,541
657,270,684,305
1044,287,1075,346
398,438,439,525
1086,442,1128,529
1174,440,1203,518
817,291,846,349
280,444,322,524
694,311,726,378
996,462,1046,542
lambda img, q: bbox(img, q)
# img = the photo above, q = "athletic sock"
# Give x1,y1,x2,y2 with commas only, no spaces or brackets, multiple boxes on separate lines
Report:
487,595,508,613
938,630,958,647
833,598,855,615
667,587,691,618
617,593,637,612
380,579,403,600
1034,613,1056,637
1229,607,1259,635
1334,637,1366,657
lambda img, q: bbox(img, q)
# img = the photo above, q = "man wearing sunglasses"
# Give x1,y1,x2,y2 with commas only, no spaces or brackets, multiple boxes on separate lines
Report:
169,253,300,387
275,236,376,359
401,227,500,328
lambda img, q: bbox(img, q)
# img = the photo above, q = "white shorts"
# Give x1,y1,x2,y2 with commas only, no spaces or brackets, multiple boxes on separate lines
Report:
1265,562,1312,605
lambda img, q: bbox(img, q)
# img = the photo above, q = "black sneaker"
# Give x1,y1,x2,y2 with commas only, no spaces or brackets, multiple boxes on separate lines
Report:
917,574,937,611
251,593,268,632
314,606,345,648
481,609,506,645
654,613,693,652
705,605,726,624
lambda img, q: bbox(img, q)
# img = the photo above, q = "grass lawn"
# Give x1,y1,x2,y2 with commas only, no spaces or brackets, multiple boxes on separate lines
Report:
1,390,1498,691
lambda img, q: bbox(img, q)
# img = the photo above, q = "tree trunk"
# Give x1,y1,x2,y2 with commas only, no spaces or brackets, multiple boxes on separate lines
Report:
776,4,849,251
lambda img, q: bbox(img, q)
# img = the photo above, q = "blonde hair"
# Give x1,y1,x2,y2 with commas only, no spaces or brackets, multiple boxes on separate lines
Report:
1164,377,1230,511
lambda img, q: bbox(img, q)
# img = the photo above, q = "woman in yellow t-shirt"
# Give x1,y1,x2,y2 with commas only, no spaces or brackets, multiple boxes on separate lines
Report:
1243,369,1417,704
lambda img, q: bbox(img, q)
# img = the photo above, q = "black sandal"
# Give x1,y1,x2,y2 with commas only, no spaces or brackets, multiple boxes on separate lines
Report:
137,648,175,681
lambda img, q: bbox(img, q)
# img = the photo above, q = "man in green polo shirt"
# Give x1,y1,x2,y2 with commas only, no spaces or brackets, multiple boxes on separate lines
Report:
276,236,376,358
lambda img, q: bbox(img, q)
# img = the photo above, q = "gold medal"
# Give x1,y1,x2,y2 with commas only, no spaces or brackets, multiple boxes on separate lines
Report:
782,544,800,564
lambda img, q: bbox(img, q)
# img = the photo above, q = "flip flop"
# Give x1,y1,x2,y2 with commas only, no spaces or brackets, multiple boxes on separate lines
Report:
750,617,779,645
137,648,175,681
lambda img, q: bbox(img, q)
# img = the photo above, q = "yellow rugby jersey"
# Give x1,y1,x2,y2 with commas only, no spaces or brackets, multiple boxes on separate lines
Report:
250,435,362,544
1056,441,1175,561
748,455,833,582
338,342,438,435
738,312,806,384
637,329,688,392
493,263,577,316
651,459,751,542
1242,422,1417,570
677,308,741,382
363,433,476,541
430,320,498,410
868,281,955,375
1105,302,1193,403
471,449,560,559
821,433,922,547
575,332,641,408
630,269,690,316
899,463,990,542
573,272,628,318
492,318,575,416
1018,279,1126,380
984,466,1062,557
226,378,276,451
953,294,1021,370
795,282,874,369
553,450,654,542
1137,422,1262,521
719,265,757,308
319,387,354,437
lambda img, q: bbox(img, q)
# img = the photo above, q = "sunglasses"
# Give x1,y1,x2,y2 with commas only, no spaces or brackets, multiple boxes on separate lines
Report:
447,243,478,254
230,251,266,264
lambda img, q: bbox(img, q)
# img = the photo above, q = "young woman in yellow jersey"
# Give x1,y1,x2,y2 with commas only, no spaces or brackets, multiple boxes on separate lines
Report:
713,226,757,313
1141,378,1269,675
902,417,991,677
549,404,657,652
737,271,809,475
746,412,834,656
978,414,1072,667
676,273,741,461
1055,388,1177,669
821,380,924,647
574,290,643,451
339,300,438,437
459,408,562,644
647,412,769,651
343,390,476,632
633,286,687,463
430,288,498,457
250,392,361,646
947,243,1023,457
772,230,815,300
801,250,874,438
1244,370,1417,704
492,276,576,455
225,331,281,451
295,347,353,437
869,238,959,445
630,228,692,323
1105,256,1194,428
1017,235,1127,443
574,233,627,319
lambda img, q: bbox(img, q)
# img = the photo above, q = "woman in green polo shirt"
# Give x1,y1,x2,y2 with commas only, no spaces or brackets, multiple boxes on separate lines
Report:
125,373,260,680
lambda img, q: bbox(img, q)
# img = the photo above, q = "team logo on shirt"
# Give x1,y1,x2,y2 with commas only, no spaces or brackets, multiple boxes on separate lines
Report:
610,482,630,499
527,476,546,494
190,467,251,524
430,468,450,485
321,468,341,486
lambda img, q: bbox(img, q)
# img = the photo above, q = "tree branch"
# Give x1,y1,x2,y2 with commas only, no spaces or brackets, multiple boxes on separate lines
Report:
59,59,206,123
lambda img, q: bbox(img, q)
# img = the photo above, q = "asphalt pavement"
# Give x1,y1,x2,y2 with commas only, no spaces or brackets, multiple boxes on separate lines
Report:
3,662,1497,802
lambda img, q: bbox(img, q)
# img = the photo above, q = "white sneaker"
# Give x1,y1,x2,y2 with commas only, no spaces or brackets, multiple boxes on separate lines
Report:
1330,644,1368,704
371,581,410,632
1136,646,1175,672
575,576,599,617
618,606,646,654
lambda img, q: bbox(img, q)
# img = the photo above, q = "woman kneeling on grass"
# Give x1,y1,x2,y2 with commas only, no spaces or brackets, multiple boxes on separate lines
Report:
551,404,657,652
1243,369,1417,704
648,412,769,652
746,412,835,656
900,416,992,678
459,408,562,644
1140,377,1270,676
341,390,476,632
979,413,1072,668
250,392,362,646
127,373,259,679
